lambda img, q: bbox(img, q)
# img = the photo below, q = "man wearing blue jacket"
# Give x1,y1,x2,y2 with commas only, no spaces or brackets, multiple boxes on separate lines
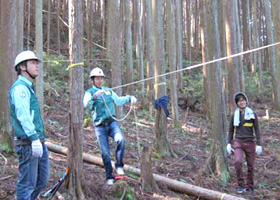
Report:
10,50,49,200
83,67,137,185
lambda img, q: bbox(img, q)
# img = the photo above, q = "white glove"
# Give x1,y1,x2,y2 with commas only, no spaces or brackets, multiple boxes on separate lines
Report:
95,90,105,97
256,145,262,155
131,96,137,104
31,139,43,157
226,144,234,155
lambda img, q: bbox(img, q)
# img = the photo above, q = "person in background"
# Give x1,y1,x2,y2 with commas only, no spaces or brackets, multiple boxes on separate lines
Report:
83,67,137,186
227,92,262,195
9,50,50,200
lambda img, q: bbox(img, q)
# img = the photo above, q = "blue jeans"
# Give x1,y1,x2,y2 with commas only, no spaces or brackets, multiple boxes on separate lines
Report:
15,143,50,200
95,121,125,180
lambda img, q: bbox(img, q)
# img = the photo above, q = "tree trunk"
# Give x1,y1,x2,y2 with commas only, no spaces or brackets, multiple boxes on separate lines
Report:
263,1,280,110
108,0,122,116
125,0,133,93
175,0,183,90
35,0,44,119
67,0,85,199
153,0,173,157
145,0,154,116
198,0,229,184
167,0,180,128
136,0,144,99
57,0,61,54
200,0,211,119
252,0,263,95
86,0,94,67
27,0,31,49
271,0,280,108
234,1,244,92
140,145,159,192
0,0,21,152
218,0,228,116
225,0,240,114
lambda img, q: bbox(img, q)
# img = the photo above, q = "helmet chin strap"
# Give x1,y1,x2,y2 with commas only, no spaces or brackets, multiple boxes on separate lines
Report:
25,62,36,79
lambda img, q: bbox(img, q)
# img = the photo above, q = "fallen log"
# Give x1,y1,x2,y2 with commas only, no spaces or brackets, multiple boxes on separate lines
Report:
46,142,246,200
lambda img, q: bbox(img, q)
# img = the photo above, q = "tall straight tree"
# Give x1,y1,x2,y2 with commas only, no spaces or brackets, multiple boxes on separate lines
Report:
201,0,229,183
167,0,180,127
35,0,44,116
107,0,122,115
125,0,133,93
0,0,22,152
200,0,210,119
252,0,263,94
271,0,280,108
175,0,183,90
225,0,240,114
136,0,144,97
67,0,85,199
153,0,173,157
263,1,280,110
242,0,252,72
145,0,154,115
86,0,94,67
235,1,244,92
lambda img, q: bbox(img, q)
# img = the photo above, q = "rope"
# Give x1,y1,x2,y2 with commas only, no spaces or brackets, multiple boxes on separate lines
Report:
101,96,134,122
110,41,280,90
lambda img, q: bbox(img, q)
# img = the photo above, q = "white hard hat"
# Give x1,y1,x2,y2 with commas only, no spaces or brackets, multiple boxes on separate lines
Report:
14,50,41,68
90,67,105,78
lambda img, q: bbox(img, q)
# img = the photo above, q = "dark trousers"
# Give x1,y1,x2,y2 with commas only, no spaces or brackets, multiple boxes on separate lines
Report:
234,141,256,189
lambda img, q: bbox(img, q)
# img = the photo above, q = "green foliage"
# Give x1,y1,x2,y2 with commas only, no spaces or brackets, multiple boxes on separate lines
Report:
179,61,204,99
244,70,272,97
0,143,13,153
152,151,162,159
220,170,230,184
258,182,268,189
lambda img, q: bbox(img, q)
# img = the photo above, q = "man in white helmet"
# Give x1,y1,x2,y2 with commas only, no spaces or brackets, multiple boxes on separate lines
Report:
9,50,50,200
83,67,137,186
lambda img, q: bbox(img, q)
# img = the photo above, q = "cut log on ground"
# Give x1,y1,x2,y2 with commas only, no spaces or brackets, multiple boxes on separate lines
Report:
46,142,246,200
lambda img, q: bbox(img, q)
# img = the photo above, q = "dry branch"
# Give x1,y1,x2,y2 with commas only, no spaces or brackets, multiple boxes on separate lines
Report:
45,142,246,200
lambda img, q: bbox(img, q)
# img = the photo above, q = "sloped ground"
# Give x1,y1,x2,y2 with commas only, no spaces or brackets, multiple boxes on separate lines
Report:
1,95,280,200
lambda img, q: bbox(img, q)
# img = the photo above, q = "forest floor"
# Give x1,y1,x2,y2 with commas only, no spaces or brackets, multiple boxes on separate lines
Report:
0,94,280,200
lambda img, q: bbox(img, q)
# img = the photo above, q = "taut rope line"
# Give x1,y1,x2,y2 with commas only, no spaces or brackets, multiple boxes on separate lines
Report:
101,96,134,122
111,41,280,90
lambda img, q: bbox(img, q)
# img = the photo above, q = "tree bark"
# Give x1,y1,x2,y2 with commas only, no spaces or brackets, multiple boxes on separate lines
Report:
235,1,244,92
136,0,144,98
35,0,44,119
200,0,211,119
0,0,20,152
140,145,159,192
153,0,173,157
167,0,180,128
199,0,229,183
107,0,122,116
271,0,280,109
175,0,183,90
67,0,85,198
125,0,133,93
145,0,154,116
263,1,280,110
225,0,240,114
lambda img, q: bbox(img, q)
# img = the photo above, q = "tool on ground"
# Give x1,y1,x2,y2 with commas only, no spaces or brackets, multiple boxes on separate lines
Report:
41,167,70,199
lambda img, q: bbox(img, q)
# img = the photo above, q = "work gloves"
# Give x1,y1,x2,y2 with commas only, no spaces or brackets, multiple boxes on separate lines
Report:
131,96,137,104
226,143,234,155
31,139,43,157
95,89,105,97
256,145,262,155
